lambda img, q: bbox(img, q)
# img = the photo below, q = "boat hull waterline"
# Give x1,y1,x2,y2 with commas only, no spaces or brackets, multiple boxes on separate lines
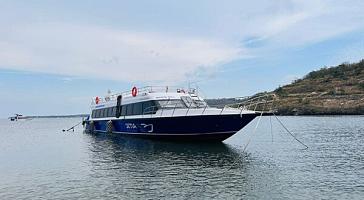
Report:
85,114,257,142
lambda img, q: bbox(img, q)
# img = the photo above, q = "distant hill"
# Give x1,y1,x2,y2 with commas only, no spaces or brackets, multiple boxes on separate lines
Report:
205,98,242,108
207,60,364,115
273,60,364,115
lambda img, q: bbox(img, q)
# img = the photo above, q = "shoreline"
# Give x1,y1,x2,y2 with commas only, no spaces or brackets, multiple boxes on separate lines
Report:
4,114,364,120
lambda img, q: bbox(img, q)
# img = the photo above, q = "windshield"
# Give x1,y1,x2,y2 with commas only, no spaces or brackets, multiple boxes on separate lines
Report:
181,96,208,108
181,96,196,108
193,99,208,108
157,99,187,109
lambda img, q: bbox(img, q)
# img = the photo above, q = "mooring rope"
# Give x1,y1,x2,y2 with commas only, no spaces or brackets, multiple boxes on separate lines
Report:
242,94,269,152
273,113,309,149
62,121,83,132
214,97,268,174
242,109,264,152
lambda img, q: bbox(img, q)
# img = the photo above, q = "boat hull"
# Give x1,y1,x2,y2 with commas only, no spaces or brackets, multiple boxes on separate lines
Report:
85,114,257,142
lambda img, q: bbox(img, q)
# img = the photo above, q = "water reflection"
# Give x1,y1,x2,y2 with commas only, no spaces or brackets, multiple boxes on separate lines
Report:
87,133,251,168
1,117,363,199
83,134,278,199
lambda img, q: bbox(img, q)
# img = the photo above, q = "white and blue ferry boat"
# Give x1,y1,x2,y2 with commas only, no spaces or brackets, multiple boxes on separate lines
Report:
84,86,261,142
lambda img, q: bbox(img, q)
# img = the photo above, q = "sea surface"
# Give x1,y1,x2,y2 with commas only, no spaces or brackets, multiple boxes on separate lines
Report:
0,116,363,199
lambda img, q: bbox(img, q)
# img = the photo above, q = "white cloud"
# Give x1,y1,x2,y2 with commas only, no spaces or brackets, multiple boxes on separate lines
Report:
0,23,243,82
217,1,364,47
0,0,364,82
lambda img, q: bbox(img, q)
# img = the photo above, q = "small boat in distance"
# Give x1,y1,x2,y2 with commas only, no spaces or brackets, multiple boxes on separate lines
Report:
9,114,27,121
84,86,272,142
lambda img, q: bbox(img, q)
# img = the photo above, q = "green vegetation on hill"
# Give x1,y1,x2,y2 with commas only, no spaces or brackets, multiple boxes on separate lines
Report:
273,60,364,115
206,60,364,115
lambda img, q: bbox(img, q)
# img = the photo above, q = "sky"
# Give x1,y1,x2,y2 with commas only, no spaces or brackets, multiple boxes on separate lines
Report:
1,0,364,117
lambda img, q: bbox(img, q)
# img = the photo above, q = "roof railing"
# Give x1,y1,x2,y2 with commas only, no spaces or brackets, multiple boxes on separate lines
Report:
210,93,277,113
91,86,197,105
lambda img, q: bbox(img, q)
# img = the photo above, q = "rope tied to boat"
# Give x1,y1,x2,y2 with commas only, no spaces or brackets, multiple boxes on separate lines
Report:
241,94,308,150
62,121,83,132
273,113,309,149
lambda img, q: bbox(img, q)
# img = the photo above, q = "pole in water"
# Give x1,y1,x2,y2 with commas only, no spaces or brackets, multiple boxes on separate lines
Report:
270,116,273,142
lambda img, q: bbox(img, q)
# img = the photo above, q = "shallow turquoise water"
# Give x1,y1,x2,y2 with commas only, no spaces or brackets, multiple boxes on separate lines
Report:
0,116,363,199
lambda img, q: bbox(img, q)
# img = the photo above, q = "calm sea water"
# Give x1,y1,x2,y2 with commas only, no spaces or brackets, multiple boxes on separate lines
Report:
0,116,363,199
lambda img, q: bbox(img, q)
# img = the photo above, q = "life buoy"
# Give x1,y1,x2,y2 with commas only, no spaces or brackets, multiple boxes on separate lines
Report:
132,87,138,97
95,97,100,104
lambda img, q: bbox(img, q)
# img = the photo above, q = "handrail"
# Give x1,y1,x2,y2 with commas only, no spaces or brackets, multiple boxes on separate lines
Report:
201,103,208,115
91,86,196,105
129,97,275,118
219,107,225,115
172,103,178,116
91,89,277,118
220,93,277,113
185,101,193,116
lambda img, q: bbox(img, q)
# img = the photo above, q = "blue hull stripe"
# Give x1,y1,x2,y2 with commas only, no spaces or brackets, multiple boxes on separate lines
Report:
86,114,257,141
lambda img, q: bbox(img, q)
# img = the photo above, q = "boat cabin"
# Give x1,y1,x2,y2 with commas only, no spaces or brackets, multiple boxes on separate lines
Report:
90,86,208,119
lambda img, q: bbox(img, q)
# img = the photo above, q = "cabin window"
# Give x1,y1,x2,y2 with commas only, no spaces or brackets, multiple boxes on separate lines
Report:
133,103,143,115
143,101,158,114
111,107,116,117
105,108,110,117
112,107,116,117
95,109,100,118
107,107,114,117
97,109,101,118
103,108,107,117
105,108,109,117
126,104,133,116
120,105,126,116
100,109,104,118
103,108,107,118
157,99,186,109
102,101,159,117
